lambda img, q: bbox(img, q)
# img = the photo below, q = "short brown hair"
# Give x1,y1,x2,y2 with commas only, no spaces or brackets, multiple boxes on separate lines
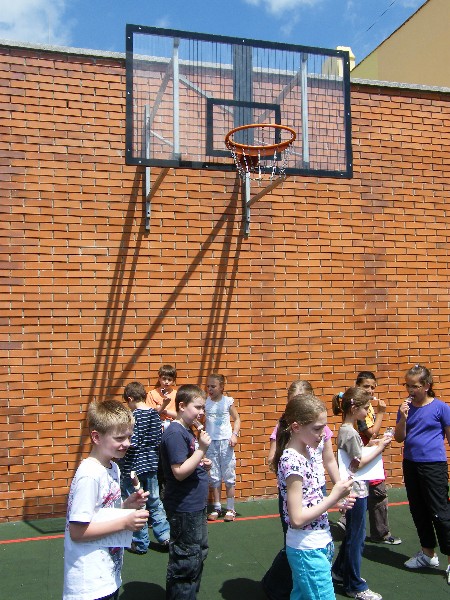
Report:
175,384,206,411
123,381,147,402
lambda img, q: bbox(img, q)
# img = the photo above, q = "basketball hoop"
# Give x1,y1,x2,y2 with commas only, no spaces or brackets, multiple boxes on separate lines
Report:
225,123,296,181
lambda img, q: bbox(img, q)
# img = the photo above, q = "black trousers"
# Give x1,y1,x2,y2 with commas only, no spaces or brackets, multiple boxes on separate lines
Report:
403,459,450,555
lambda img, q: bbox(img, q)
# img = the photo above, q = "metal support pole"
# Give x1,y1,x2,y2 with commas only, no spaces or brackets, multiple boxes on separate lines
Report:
144,106,170,231
241,174,286,236
172,38,180,160
243,174,251,237
144,105,151,231
301,53,310,169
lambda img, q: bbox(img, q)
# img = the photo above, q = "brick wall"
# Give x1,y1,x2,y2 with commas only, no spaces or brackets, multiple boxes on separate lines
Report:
1,43,449,522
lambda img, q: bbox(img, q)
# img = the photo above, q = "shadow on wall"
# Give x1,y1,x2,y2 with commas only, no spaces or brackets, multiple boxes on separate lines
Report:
48,169,244,517
87,169,242,402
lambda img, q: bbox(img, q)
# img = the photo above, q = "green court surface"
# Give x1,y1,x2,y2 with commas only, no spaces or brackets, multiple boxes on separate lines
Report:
1,488,448,599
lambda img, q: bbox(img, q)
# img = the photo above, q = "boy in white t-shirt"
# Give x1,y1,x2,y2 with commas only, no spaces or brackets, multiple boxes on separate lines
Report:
63,400,149,600
205,373,241,522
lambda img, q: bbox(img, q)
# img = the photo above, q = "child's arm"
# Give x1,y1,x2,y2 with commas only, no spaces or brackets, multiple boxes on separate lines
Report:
354,435,391,469
394,400,410,443
286,475,355,529
267,424,278,472
363,398,386,439
149,389,176,419
69,509,149,542
268,439,276,472
160,399,177,420
171,430,211,481
159,391,177,419
229,405,241,447
322,438,340,484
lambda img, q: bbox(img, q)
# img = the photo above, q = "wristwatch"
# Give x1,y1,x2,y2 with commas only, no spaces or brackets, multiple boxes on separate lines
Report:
232,431,239,437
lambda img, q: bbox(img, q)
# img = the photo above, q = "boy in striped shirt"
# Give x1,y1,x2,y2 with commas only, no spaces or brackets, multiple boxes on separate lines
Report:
119,381,170,553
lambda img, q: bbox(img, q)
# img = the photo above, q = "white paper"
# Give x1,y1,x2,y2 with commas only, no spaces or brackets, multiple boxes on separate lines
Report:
338,447,385,482
86,507,134,548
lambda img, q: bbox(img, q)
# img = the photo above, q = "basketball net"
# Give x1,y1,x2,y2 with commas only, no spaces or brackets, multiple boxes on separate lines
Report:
225,124,296,183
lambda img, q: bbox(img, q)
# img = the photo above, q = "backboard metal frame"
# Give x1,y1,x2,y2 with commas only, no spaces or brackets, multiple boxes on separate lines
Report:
125,25,353,179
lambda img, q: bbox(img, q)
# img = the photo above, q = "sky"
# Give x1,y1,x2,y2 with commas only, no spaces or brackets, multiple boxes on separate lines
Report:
0,0,426,65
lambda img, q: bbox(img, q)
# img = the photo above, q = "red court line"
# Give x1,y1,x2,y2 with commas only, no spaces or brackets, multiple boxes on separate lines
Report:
0,534,64,545
0,501,409,544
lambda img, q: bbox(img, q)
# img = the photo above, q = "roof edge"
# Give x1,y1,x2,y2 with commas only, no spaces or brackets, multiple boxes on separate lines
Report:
351,76,450,94
0,38,125,60
1,38,449,95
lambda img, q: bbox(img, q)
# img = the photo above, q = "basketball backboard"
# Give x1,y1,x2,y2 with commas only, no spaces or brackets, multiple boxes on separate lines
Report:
125,25,352,178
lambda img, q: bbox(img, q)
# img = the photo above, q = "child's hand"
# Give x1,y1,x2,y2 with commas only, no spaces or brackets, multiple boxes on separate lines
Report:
368,435,391,448
124,509,150,532
198,430,211,453
229,433,238,447
202,457,212,471
399,398,411,420
331,478,355,502
379,434,392,449
122,490,149,510
337,493,356,513
375,398,386,413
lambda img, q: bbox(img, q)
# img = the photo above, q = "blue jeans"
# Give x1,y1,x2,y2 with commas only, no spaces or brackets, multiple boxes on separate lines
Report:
121,471,170,551
166,508,208,600
286,542,335,600
332,496,368,594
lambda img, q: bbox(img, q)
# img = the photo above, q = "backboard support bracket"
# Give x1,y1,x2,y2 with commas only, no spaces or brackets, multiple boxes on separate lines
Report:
242,174,286,237
145,167,170,231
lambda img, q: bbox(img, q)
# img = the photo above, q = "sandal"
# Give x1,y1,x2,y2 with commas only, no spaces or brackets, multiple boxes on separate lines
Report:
223,509,236,522
207,509,220,521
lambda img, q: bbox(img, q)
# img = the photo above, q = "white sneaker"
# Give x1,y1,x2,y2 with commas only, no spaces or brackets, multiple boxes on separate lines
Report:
404,550,439,569
346,589,382,600
446,565,450,585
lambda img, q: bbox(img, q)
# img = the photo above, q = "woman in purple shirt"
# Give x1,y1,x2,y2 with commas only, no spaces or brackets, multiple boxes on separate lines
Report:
395,364,450,585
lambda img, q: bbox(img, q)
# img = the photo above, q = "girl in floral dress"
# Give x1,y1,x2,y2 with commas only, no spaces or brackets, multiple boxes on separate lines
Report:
274,394,355,600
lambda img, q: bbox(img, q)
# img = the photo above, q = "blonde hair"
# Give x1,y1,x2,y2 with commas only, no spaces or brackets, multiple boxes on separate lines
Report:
87,400,134,434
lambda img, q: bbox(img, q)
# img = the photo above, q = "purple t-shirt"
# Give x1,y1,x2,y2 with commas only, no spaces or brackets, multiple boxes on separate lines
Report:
397,398,450,462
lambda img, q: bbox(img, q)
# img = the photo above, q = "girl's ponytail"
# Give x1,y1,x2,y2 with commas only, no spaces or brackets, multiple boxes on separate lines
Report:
273,414,291,472
334,386,370,417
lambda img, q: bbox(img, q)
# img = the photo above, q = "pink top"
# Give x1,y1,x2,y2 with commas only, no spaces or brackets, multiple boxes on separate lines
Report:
270,423,333,441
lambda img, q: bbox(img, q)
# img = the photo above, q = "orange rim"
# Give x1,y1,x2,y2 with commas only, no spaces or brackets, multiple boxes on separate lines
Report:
225,123,296,157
